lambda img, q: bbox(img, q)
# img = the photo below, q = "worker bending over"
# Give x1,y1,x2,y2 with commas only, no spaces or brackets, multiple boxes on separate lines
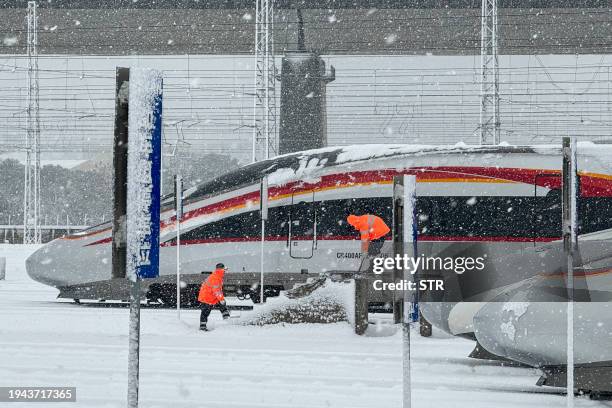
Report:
347,214,390,256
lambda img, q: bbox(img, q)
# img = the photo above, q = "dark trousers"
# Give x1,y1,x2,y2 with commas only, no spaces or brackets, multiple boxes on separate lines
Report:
368,237,385,257
359,238,386,274
199,302,229,326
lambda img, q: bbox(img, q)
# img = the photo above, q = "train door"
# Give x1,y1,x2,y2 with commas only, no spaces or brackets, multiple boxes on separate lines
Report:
533,173,562,244
289,191,316,259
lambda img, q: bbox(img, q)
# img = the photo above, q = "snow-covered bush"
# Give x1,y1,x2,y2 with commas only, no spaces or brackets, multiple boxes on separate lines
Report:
239,281,354,326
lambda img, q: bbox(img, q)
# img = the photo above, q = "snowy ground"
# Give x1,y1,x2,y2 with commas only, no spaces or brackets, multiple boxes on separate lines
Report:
0,245,607,408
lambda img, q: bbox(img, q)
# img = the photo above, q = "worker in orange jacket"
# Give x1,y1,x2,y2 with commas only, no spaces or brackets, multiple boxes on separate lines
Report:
347,214,390,255
198,263,230,331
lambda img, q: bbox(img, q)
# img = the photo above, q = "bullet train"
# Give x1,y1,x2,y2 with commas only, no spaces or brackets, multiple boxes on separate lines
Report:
27,143,612,296
27,143,612,363
26,143,612,389
468,226,612,395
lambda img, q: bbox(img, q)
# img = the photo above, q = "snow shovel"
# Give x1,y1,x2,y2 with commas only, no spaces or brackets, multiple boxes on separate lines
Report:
284,275,328,299
285,251,371,299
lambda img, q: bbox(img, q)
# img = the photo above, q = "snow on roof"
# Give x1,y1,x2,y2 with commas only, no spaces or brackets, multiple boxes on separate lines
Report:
267,143,552,187
189,142,612,202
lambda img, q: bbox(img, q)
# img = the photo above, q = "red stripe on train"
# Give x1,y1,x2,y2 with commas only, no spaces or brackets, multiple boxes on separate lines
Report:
156,235,558,247
81,166,612,246
162,167,612,228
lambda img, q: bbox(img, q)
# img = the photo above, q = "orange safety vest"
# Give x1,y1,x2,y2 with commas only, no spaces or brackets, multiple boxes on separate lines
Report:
347,214,390,241
198,268,225,305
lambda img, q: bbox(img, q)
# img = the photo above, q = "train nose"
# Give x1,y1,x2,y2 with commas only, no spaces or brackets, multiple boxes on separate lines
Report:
420,301,487,337
474,301,537,366
474,300,612,367
420,302,456,336
473,300,568,367
26,241,70,287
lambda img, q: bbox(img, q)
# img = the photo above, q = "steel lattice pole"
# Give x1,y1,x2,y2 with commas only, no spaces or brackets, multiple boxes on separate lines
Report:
24,1,41,244
479,0,500,145
251,0,260,163
252,0,276,163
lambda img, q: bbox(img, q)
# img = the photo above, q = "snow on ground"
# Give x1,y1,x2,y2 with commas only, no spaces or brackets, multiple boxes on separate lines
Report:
0,245,607,407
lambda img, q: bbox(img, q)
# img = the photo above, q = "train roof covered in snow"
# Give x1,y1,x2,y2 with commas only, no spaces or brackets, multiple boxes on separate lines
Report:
180,143,564,204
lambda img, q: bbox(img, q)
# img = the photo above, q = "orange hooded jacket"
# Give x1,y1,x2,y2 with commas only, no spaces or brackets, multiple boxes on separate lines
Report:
198,268,225,305
347,214,390,241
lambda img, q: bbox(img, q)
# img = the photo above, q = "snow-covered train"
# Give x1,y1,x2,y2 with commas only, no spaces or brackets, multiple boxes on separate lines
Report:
26,143,612,393
26,143,612,303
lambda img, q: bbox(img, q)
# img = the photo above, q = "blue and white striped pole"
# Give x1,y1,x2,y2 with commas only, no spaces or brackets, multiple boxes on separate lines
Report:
126,67,163,408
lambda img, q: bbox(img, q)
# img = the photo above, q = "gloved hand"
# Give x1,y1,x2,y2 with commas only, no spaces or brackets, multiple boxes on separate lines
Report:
222,310,231,320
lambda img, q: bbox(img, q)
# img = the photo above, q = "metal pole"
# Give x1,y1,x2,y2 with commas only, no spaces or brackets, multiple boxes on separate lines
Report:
4,215,9,243
263,0,269,160
127,278,140,408
252,0,260,163
479,0,488,144
492,0,500,144
260,177,268,303
23,1,41,244
479,0,500,145
175,175,183,318
392,176,404,324
112,67,130,280
402,175,417,408
176,218,180,317
268,0,277,158
125,67,163,408
403,319,411,408
260,219,265,302
562,137,576,407
252,0,276,162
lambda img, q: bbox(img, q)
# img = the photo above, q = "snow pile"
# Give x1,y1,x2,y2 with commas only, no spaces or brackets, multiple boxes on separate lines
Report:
238,280,355,326
267,155,326,185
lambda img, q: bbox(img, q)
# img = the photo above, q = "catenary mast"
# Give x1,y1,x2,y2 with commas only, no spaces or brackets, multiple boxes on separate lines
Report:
23,1,42,244
479,0,500,145
252,0,277,162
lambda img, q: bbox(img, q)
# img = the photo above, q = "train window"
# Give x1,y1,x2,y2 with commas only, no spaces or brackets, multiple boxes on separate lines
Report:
532,174,612,237
416,196,537,239
532,174,562,241
289,192,316,259
166,192,612,246
580,198,612,234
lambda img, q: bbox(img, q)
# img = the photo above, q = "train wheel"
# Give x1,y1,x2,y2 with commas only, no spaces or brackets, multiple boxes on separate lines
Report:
157,284,177,306
146,284,164,304
250,286,282,304
181,285,199,307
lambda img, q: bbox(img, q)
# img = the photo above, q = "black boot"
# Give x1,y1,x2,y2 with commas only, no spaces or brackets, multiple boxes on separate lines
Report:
200,303,213,330
219,303,230,320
